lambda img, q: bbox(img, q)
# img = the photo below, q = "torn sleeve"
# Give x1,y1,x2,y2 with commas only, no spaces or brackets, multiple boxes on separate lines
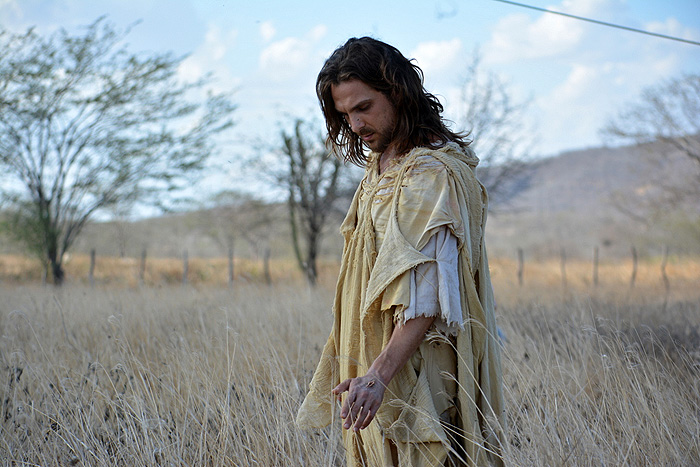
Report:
397,226,463,335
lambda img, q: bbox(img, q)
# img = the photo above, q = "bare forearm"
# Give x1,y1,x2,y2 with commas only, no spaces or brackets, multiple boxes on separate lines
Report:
367,315,436,386
332,315,436,431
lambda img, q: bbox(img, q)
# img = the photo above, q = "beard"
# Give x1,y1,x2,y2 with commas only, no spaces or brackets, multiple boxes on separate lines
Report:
360,123,395,153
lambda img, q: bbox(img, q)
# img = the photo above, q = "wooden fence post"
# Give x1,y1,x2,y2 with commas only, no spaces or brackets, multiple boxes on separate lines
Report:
661,245,670,308
630,246,638,288
139,248,147,286
517,248,524,287
593,246,599,287
89,248,96,287
560,247,567,289
263,246,272,285
228,236,235,287
182,250,188,286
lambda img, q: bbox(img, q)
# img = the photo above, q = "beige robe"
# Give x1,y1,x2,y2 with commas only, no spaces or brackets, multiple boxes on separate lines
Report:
297,143,505,466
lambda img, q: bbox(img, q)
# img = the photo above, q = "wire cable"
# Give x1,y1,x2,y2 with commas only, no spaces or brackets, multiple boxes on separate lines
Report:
492,0,700,47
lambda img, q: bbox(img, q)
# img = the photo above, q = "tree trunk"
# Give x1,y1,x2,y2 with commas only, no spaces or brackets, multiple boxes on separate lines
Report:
305,227,320,286
306,257,318,286
289,196,305,273
47,241,65,286
51,259,65,285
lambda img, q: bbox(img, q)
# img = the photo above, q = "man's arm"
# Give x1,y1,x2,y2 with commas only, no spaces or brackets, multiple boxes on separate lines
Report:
332,315,436,432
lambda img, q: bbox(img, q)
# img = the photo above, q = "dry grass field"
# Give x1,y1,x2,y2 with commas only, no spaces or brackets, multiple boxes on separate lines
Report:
1,255,699,466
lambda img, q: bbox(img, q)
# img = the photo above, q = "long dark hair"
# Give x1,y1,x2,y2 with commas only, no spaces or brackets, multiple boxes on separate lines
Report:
317,37,469,166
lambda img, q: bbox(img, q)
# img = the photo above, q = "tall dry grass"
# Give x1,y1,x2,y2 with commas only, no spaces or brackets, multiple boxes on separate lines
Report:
1,285,344,465
1,258,699,465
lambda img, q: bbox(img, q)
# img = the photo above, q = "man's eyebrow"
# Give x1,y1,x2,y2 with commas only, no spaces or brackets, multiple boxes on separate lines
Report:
350,99,372,112
337,98,372,114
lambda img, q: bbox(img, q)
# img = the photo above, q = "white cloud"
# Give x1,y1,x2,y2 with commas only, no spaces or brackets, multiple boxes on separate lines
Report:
205,25,237,61
534,64,605,153
260,38,307,76
178,23,240,92
411,39,463,76
309,24,327,41
477,0,700,154
483,0,632,64
559,0,622,18
0,0,20,14
0,0,26,28
646,17,700,43
485,12,583,63
258,25,328,82
408,39,464,113
534,56,683,154
550,64,597,101
259,21,275,42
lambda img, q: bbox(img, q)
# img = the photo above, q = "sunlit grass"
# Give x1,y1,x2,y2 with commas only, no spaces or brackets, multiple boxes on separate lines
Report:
1,285,342,465
1,256,699,465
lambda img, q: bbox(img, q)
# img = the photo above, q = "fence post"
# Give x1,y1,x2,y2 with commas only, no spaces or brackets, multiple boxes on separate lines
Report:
89,248,96,287
630,246,638,288
517,248,524,287
593,246,599,287
228,236,234,287
560,247,567,289
661,245,670,308
263,246,272,285
139,248,147,286
182,249,188,286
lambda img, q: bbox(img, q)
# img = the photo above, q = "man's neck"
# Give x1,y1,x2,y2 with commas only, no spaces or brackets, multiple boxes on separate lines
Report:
378,145,403,175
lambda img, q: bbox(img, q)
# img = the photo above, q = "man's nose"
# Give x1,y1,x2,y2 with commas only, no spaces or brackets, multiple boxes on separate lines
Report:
349,117,364,134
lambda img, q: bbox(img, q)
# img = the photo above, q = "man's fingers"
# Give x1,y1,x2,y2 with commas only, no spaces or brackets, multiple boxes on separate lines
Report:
348,401,364,431
333,376,385,430
339,383,356,419
332,379,352,395
353,405,371,431
334,379,351,418
343,399,359,429
359,404,377,430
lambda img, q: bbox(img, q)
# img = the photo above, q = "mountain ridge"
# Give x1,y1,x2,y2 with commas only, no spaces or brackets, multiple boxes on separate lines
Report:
2,140,698,261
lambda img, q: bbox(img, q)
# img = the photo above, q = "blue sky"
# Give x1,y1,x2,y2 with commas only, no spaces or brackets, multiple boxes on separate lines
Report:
2,0,700,201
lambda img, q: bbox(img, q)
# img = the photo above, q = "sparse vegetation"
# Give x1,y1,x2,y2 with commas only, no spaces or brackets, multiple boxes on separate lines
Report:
1,256,698,465
0,18,236,285
268,118,353,286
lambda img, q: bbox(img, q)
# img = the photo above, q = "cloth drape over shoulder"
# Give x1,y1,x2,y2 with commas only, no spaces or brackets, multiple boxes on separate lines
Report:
297,143,505,466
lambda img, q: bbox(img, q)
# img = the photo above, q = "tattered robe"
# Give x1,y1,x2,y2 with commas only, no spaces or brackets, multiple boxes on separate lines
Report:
297,144,505,466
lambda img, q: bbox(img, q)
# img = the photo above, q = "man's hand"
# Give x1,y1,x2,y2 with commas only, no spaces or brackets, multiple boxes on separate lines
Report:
332,315,436,432
333,373,386,431
333,372,386,431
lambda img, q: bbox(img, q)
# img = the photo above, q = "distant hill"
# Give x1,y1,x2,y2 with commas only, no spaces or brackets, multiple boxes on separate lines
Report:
485,139,700,259
2,140,698,261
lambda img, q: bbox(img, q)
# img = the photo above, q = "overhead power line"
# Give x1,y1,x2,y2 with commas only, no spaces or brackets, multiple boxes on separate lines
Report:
492,0,700,47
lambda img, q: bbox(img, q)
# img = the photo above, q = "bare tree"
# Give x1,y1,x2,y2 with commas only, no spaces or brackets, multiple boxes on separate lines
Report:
273,119,348,286
459,51,536,206
199,190,278,260
0,18,235,284
602,73,700,250
602,72,700,193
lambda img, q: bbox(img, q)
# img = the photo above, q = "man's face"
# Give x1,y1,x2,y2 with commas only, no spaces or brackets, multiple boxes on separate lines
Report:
331,79,397,153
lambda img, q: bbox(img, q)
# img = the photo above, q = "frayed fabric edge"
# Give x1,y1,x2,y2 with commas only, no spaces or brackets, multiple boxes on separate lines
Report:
393,305,465,337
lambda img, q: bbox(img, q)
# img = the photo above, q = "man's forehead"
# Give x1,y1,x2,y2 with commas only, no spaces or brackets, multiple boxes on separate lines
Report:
331,79,378,108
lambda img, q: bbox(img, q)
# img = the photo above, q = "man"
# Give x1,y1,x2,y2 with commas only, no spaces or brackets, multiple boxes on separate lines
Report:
297,37,505,467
